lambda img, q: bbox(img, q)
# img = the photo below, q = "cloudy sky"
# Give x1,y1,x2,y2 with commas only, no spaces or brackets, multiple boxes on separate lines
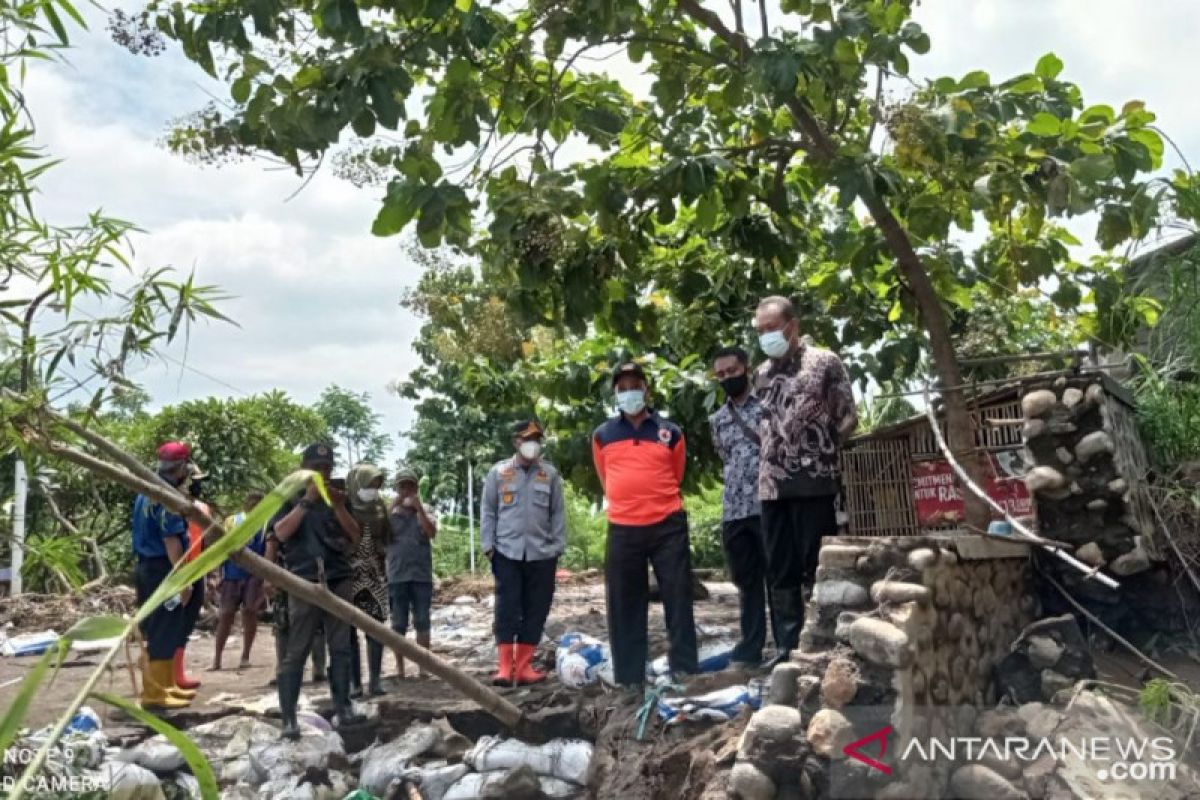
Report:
30,0,1200,462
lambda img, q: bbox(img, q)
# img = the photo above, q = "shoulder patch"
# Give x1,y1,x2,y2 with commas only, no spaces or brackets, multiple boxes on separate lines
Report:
658,427,673,446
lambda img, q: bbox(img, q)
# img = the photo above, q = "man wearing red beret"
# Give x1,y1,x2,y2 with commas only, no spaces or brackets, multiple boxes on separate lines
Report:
132,441,197,710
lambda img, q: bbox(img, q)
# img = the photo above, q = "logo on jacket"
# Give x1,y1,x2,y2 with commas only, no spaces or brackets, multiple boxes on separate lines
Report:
657,428,672,446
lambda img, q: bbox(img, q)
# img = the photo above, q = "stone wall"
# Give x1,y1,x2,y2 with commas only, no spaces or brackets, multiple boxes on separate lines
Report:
1020,374,1156,575
731,535,1035,800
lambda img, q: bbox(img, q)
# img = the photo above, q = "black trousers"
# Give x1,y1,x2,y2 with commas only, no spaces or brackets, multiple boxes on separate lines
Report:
492,552,558,644
761,495,837,652
605,511,698,685
135,557,183,660
177,577,204,650
722,516,772,663
279,577,353,678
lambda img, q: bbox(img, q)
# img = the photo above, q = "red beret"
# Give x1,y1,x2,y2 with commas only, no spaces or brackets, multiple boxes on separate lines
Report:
157,441,191,462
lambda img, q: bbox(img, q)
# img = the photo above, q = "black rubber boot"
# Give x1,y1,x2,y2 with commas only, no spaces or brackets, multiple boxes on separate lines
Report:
277,671,302,741
762,588,805,669
330,659,365,727
367,639,385,697
349,630,363,700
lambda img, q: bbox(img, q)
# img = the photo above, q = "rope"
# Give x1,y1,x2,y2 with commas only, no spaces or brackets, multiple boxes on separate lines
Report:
635,682,682,740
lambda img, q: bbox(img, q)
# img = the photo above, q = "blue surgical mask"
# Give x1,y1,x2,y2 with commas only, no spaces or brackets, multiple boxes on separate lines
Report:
759,330,791,359
616,389,646,415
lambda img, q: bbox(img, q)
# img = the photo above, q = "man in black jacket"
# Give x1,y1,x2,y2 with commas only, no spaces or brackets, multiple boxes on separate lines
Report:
270,443,363,739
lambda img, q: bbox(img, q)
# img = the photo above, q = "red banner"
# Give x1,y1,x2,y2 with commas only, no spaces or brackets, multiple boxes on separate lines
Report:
911,454,1032,527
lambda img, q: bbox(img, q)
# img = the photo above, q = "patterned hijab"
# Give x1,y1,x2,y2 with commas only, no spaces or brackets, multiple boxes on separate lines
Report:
347,463,385,514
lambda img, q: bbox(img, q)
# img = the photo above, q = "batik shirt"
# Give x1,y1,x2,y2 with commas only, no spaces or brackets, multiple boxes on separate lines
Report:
710,393,764,522
755,345,857,500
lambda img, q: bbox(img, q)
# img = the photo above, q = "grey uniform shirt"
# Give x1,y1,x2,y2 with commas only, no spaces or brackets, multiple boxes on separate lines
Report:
386,510,433,584
480,457,567,562
710,393,764,522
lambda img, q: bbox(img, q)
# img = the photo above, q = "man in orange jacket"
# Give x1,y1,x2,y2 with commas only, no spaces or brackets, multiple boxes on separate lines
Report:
592,362,698,689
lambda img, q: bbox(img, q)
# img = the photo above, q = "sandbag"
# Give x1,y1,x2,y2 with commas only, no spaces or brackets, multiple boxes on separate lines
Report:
115,736,186,773
187,715,281,784
464,736,592,785
357,724,443,795
405,762,471,800
656,683,765,726
248,727,345,787
442,770,579,800
93,761,165,800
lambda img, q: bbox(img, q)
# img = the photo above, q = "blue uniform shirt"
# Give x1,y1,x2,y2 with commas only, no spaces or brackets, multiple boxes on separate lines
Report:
221,512,266,581
131,494,188,560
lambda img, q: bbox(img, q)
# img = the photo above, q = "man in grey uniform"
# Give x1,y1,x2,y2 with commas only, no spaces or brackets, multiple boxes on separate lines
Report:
480,419,567,686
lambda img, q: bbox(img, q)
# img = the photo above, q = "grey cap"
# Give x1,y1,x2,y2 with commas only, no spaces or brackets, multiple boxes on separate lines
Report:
394,466,420,486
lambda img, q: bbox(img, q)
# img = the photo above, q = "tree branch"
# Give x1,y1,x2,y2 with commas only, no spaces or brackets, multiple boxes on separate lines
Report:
757,0,768,40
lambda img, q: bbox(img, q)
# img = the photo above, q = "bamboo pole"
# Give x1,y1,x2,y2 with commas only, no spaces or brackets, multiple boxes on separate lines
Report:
18,421,527,732
921,383,1121,591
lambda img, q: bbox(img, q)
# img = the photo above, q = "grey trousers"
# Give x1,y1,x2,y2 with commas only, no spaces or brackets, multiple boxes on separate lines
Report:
279,578,352,676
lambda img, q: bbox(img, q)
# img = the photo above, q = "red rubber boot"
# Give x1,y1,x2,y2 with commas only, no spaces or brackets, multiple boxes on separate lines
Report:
513,643,546,685
174,647,201,690
491,643,515,686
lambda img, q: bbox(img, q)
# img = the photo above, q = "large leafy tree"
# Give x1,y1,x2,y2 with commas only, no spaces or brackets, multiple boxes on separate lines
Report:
314,384,391,466
124,0,1198,526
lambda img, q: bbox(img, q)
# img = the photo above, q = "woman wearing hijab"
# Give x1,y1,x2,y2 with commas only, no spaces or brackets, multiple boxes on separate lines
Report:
347,463,390,697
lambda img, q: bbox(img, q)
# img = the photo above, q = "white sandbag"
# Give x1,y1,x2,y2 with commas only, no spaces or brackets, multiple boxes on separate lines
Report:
656,683,765,726
464,736,592,785
116,736,186,773
173,772,201,800
358,723,443,795
188,715,281,784
93,761,165,800
247,727,345,787
297,710,332,732
406,762,471,800
442,770,580,800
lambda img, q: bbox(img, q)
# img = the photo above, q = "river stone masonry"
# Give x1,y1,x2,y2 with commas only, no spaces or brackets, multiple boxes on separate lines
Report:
733,535,1035,799
1019,374,1158,571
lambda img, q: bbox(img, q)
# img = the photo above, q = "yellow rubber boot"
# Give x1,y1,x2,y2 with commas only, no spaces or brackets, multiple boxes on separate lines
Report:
141,660,190,711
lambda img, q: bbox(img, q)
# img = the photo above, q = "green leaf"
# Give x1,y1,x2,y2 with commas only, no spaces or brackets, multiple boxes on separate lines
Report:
1007,75,1043,95
455,0,473,9
1035,53,1064,80
1069,154,1116,182
135,476,304,624
1096,205,1133,250
43,2,70,45
1026,113,1061,136
0,648,55,758
957,70,991,90
352,109,376,137
63,616,128,642
90,692,220,799
231,77,251,104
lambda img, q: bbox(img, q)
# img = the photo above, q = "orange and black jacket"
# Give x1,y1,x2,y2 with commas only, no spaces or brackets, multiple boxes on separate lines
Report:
591,411,686,526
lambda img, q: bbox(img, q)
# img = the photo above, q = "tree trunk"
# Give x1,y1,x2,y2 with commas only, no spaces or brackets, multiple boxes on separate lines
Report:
674,0,992,531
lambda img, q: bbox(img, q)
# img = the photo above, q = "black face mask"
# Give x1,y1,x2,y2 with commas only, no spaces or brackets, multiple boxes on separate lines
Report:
720,374,749,400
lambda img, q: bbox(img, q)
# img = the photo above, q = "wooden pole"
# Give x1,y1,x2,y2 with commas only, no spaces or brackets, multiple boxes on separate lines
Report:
15,418,527,732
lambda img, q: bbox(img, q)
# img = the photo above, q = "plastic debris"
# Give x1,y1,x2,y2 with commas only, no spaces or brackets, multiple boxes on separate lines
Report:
0,629,59,656
656,682,766,726
649,640,736,678
464,736,592,785
67,706,102,734
555,633,616,688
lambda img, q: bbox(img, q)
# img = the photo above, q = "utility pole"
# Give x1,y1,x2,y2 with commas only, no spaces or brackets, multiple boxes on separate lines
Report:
10,458,26,595
466,459,476,575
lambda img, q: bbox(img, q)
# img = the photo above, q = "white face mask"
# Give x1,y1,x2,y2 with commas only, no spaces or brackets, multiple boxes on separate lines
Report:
357,488,380,503
519,440,542,460
616,389,647,415
759,329,791,359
